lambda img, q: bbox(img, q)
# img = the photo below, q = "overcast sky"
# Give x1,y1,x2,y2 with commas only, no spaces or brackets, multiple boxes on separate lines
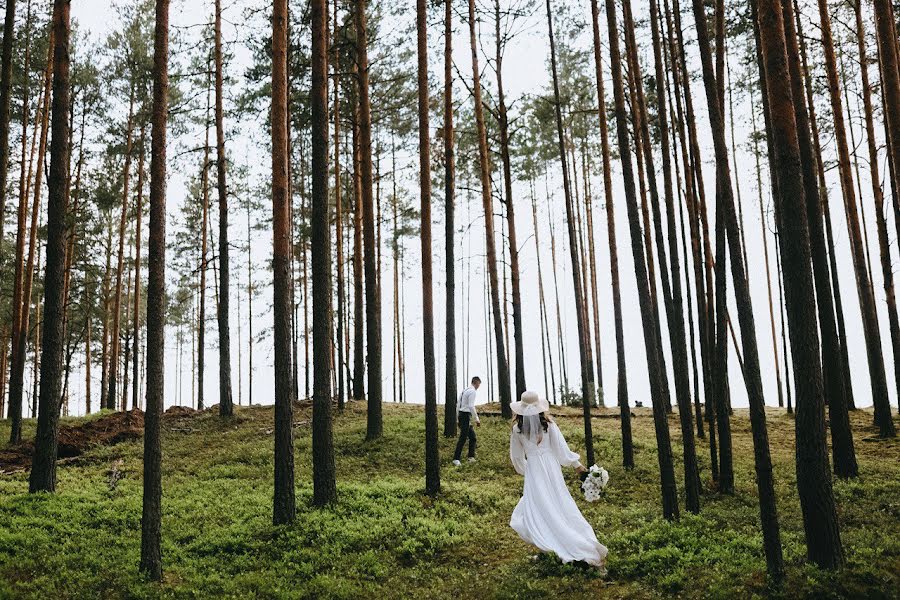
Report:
56,0,892,417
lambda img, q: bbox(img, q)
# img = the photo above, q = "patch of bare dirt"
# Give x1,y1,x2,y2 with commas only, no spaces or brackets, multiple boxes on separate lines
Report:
0,409,146,473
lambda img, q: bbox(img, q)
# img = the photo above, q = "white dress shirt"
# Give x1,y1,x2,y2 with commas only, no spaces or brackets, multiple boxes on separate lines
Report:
458,386,479,423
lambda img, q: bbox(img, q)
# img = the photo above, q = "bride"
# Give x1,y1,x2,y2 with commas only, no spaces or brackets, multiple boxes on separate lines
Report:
509,391,608,570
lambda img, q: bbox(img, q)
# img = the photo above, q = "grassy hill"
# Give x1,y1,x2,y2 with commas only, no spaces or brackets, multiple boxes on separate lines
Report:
1,402,898,599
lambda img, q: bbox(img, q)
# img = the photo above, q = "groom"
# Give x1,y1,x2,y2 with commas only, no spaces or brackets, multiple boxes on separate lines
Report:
452,376,481,466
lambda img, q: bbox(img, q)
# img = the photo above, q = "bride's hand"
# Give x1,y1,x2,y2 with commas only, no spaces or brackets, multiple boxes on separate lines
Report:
575,464,587,475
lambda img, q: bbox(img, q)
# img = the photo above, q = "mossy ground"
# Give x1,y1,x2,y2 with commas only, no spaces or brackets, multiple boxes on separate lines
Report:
1,402,898,599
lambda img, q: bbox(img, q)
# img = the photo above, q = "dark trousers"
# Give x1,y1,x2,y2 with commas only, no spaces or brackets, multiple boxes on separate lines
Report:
454,411,477,460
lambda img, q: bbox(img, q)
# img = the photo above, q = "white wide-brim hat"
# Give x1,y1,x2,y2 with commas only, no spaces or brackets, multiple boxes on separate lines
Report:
510,390,550,416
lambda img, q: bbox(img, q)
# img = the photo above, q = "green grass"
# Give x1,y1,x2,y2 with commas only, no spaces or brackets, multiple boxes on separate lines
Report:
1,402,898,599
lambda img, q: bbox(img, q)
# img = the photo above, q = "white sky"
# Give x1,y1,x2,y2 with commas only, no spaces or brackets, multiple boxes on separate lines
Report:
53,0,893,417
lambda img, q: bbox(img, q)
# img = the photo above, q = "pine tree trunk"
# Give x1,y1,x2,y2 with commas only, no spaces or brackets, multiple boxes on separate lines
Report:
198,80,210,411
469,0,512,418
547,0,594,463
873,0,900,422
416,0,440,495
333,1,345,412
645,0,700,511
494,0,526,406
590,0,632,467
690,0,741,495
108,87,136,412
443,0,458,437
605,0,677,518
816,0,894,437
779,0,857,477
28,0,70,492
271,0,296,524
310,0,337,506
857,0,900,421
214,0,233,417
0,0,16,255
757,0,844,570
354,0,383,439
132,125,145,411
139,0,169,580
351,92,365,402
791,4,855,412
7,22,45,443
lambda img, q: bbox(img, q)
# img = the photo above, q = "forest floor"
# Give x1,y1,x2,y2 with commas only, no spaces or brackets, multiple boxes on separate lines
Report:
0,401,898,599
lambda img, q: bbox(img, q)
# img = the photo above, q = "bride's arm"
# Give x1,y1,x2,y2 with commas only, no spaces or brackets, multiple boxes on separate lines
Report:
549,423,583,469
510,428,527,475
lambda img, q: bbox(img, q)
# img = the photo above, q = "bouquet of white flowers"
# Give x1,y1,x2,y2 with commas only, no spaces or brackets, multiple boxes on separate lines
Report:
579,464,609,502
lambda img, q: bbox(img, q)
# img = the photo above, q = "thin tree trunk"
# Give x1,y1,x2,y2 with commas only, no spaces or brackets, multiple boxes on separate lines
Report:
214,0,233,416
469,0,512,417
351,91,365,402
354,0,383,439
443,0,457,435
590,0,632,467
778,0,857,477
605,0,677,518
816,0,893,437
0,0,16,255
139,0,169,580
310,0,337,506
108,86,136,411
416,0,440,495
198,79,210,411
132,125,145,411
857,0,900,421
333,0,345,411
494,0,526,406
28,0,70,489
271,0,296,524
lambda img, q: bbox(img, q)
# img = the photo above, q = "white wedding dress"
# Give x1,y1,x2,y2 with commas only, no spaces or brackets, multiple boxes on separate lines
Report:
509,421,608,567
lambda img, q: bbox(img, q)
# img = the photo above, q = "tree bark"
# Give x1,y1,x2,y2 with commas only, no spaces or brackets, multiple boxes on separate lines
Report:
139,0,169,581
416,0,440,496
28,0,71,494
108,86,136,411
494,0,526,407
443,0,457,437
0,0,15,256
310,0,337,506
756,0,844,570
214,0,233,417
469,0,512,418
271,0,296,524
779,0,857,477
590,0,632,469
354,0,383,439
816,0,893,438
605,0,677,519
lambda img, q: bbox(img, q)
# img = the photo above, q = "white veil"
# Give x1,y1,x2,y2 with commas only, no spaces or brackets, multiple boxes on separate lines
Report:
519,413,545,445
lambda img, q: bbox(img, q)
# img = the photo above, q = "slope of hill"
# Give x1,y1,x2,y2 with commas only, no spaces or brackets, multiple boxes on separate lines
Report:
1,402,898,599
